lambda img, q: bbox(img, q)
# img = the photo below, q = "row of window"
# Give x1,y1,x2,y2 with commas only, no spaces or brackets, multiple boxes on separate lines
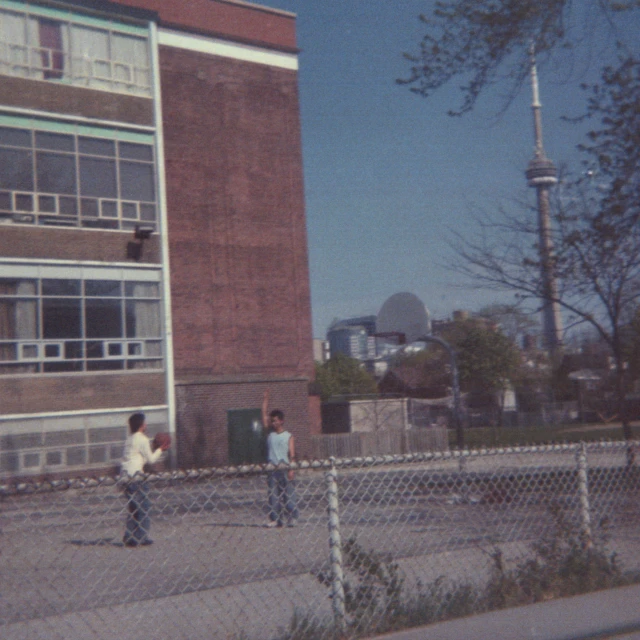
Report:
0,125,157,230
0,7,151,96
0,276,163,373
1,442,124,474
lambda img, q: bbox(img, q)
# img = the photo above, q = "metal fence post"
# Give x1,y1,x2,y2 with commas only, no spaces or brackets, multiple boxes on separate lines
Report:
576,442,593,549
325,457,346,634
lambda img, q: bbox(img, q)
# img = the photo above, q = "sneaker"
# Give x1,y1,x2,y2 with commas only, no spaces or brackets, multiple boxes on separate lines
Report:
123,539,138,548
287,519,297,528
266,520,279,528
139,539,154,546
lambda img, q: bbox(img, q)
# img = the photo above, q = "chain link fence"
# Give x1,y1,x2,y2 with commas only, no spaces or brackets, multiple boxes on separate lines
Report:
1,441,639,640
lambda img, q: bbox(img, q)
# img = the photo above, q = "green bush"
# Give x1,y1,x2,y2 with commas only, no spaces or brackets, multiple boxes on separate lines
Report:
284,506,637,640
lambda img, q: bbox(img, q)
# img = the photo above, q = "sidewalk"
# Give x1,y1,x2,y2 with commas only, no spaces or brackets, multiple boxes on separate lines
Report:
366,584,640,640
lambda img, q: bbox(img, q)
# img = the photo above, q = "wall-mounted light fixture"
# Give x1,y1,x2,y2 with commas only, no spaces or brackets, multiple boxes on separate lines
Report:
126,225,154,261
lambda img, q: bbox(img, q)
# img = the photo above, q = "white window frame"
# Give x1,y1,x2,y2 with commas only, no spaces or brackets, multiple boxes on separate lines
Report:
0,263,164,375
0,4,151,97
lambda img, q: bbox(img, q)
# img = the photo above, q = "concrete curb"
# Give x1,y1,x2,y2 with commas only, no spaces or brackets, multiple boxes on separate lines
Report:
364,584,640,640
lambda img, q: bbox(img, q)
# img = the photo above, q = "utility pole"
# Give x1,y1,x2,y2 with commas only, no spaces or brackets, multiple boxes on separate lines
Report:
525,45,563,357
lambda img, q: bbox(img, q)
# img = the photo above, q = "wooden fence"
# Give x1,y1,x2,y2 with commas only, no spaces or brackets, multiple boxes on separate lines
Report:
310,427,448,459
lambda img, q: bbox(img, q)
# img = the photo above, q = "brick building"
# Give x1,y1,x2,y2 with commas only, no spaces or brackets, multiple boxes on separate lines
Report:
0,0,315,476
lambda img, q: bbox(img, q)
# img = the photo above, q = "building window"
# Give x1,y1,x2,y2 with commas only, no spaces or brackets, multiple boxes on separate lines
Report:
0,124,156,230
0,273,163,374
0,7,151,96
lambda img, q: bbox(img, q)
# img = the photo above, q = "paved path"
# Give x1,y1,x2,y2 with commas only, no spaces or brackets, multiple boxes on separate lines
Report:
364,584,640,640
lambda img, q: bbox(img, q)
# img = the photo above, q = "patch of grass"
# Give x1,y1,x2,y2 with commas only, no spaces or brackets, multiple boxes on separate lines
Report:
287,506,639,640
450,423,640,449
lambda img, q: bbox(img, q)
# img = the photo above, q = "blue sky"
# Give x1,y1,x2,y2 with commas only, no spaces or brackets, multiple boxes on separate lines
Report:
262,0,633,338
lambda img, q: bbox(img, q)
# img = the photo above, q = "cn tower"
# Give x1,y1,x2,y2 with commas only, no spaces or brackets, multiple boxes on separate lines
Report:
524,46,563,355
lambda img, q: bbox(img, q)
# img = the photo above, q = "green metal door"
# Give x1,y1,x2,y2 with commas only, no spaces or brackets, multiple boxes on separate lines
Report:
227,408,266,465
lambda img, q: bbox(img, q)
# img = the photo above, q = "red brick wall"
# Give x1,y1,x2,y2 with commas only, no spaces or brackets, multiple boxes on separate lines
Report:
175,378,310,467
0,373,166,414
160,47,314,382
122,0,297,51
0,75,153,126
0,226,160,264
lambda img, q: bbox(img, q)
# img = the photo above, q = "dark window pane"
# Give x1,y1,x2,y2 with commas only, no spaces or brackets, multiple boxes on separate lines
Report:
119,142,153,161
35,131,74,152
42,279,80,296
0,148,34,191
139,204,155,221
45,451,63,464
0,192,10,210
43,298,81,338
119,161,155,201
121,202,137,219
107,342,122,356
88,360,123,371
66,448,86,465
79,157,117,197
78,137,115,156
44,362,82,372
81,198,98,218
85,280,121,297
59,196,77,215
36,152,76,194
44,343,61,358
65,341,83,359
90,446,106,463
15,194,33,211
0,127,31,147
38,195,56,212
101,201,117,217
85,298,122,338
86,341,103,359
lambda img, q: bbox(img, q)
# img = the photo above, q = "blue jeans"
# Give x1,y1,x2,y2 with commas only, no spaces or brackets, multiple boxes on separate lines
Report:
124,480,152,544
267,470,298,524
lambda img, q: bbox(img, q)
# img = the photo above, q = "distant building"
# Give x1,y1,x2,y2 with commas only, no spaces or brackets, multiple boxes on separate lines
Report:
326,320,376,361
377,292,431,343
313,339,329,363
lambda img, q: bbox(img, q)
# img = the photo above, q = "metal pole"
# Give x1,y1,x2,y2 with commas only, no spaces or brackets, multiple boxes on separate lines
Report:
417,335,463,449
325,458,346,634
576,442,593,549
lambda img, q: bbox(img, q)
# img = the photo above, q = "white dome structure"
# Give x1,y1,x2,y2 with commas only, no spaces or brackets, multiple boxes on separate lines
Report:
377,292,431,343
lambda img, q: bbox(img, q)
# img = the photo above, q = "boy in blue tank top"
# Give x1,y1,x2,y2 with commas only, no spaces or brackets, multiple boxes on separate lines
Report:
262,390,299,527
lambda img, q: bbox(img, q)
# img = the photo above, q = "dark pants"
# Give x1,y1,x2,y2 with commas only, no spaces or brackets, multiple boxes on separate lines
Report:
267,470,298,524
124,480,152,544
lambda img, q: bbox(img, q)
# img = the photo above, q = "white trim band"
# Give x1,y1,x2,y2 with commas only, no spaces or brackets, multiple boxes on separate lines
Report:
158,28,298,70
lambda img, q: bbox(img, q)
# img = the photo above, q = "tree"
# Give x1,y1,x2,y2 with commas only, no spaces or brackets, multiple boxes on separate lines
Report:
476,303,539,346
314,353,378,401
398,0,639,116
456,325,522,397
388,314,522,405
450,55,640,442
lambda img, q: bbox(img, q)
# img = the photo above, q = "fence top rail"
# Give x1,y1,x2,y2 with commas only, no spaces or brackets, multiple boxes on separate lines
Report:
1,439,637,496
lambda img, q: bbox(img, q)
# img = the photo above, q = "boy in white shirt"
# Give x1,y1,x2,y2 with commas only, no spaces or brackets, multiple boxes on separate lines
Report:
121,412,169,547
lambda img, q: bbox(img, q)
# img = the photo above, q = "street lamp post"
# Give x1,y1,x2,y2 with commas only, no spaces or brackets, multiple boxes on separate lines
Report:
416,335,464,449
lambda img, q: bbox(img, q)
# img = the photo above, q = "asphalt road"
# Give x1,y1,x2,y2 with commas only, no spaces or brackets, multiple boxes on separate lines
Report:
1,451,638,640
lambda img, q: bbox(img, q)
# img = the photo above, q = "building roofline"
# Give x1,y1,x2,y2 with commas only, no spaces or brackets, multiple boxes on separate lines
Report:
211,0,296,19
158,22,300,55
37,0,158,23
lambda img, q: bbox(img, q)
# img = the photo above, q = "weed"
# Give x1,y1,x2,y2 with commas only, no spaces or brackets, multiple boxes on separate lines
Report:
293,505,637,640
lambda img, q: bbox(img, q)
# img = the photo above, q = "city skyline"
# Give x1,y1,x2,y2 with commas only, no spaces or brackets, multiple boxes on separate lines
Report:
263,0,636,338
